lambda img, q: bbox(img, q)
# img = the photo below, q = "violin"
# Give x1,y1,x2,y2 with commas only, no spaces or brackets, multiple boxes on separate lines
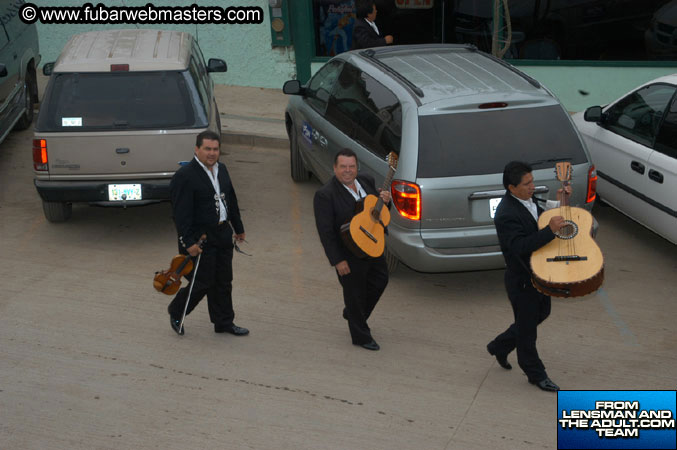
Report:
153,235,206,295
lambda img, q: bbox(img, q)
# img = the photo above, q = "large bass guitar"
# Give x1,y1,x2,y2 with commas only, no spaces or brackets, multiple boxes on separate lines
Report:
340,152,398,259
530,162,604,298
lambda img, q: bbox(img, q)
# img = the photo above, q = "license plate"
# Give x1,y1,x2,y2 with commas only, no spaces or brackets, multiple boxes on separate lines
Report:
108,184,142,201
489,197,502,218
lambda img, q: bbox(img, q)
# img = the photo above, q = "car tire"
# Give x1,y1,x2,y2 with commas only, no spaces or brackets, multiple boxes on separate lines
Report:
42,201,72,223
290,125,310,182
384,247,399,273
14,69,36,131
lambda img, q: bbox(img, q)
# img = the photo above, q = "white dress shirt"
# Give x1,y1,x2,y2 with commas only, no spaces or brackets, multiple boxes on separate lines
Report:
512,195,559,221
195,156,227,222
342,179,367,201
365,18,380,36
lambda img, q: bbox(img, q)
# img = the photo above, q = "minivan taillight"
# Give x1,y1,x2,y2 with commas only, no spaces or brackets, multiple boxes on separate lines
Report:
32,139,48,171
391,180,421,221
586,164,597,203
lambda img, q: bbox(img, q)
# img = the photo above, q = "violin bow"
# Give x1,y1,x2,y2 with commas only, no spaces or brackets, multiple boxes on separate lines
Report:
177,235,206,334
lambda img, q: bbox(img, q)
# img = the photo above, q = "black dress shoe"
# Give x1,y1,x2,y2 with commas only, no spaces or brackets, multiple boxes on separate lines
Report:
355,340,380,351
169,314,184,336
486,344,511,370
530,377,560,392
214,324,249,336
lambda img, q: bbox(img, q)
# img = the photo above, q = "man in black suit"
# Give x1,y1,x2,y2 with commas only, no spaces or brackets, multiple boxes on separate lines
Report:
487,161,569,392
313,148,391,351
166,130,249,337
351,0,394,50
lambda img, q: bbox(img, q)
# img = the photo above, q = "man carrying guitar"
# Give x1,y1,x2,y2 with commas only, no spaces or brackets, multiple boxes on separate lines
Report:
313,148,391,351
487,161,570,392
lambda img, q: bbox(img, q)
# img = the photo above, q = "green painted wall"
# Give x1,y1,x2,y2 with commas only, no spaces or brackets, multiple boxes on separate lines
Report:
34,0,296,88
514,63,677,113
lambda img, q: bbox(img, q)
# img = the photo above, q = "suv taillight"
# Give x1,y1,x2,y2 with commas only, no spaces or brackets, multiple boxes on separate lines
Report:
391,180,421,221
587,165,597,203
33,139,48,171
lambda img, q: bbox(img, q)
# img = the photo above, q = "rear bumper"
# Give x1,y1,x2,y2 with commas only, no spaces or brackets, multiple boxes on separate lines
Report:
34,178,170,204
387,223,505,273
387,211,600,273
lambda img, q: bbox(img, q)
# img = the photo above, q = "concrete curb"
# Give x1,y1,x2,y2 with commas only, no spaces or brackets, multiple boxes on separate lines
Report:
221,130,288,149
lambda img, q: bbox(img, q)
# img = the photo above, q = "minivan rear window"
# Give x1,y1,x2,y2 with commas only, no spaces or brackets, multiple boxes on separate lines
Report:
417,105,587,178
36,71,208,131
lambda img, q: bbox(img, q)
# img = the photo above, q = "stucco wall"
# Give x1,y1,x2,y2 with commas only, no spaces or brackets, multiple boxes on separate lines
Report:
34,0,296,88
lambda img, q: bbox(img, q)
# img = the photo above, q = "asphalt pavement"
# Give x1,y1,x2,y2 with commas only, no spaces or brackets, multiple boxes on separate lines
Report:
0,81,676,450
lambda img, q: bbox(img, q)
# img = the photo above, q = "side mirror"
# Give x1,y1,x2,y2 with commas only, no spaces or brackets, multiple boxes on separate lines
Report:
43,62,55,76
0,64,7,77
283,79,303,95
584,105,603,123
207,58,227,73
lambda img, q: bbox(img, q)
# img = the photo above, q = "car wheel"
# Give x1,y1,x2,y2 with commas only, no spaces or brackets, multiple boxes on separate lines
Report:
384,247,399,273
290,124,310,182
14,70,36,131
42,201,72,223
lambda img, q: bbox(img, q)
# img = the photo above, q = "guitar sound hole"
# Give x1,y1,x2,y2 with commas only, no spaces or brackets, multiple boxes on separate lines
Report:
555,220,578,240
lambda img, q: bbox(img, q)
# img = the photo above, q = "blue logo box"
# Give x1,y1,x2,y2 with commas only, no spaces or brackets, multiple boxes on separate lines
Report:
557,390,676,449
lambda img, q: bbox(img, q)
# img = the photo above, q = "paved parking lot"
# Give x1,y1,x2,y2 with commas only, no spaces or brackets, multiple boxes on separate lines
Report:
1,125,676,449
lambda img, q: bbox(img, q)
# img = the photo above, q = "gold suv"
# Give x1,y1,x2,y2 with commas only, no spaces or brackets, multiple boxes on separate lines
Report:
33,29,227,222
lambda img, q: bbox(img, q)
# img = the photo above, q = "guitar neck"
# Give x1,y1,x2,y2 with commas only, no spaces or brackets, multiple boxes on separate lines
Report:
375,166,396,210
561,180,570,207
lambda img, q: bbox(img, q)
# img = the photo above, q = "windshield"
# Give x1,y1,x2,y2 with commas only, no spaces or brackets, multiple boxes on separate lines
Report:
417,105,588,178
36,70,208,131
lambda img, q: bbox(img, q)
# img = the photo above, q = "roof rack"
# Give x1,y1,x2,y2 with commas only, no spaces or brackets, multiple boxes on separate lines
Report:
359,48,425,98
360,44,541,96
479,52,541,89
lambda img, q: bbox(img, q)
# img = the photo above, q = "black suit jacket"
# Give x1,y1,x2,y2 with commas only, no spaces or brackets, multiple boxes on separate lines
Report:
494,194,556,281
314,174,379,266
351,18,387,50
169,158,244,252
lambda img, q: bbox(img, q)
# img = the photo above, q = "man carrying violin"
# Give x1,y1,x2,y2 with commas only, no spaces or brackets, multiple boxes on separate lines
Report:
166,130,249,337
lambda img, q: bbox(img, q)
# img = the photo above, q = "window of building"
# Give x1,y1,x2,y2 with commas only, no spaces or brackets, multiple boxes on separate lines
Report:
310,1,677,61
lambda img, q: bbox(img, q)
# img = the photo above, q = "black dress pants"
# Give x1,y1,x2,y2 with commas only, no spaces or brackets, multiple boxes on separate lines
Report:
488,271,552,383
168,228,235,328
337,254,388,345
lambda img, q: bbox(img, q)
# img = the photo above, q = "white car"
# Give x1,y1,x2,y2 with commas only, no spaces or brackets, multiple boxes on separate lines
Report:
572,75,677,244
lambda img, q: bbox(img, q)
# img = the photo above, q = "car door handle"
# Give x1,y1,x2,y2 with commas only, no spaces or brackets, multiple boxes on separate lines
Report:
648,169,664,184
630,161,645,174
116,148,130,154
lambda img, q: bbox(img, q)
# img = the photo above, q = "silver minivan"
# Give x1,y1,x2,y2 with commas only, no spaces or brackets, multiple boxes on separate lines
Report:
284,44,597,272
33,29,226,222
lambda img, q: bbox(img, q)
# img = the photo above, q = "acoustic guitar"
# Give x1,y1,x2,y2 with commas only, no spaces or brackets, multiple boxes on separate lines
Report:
340,152,398,259
530,162,604,298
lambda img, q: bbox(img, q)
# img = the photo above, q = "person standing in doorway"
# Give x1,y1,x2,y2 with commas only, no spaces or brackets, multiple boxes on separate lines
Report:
352,0,394,50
